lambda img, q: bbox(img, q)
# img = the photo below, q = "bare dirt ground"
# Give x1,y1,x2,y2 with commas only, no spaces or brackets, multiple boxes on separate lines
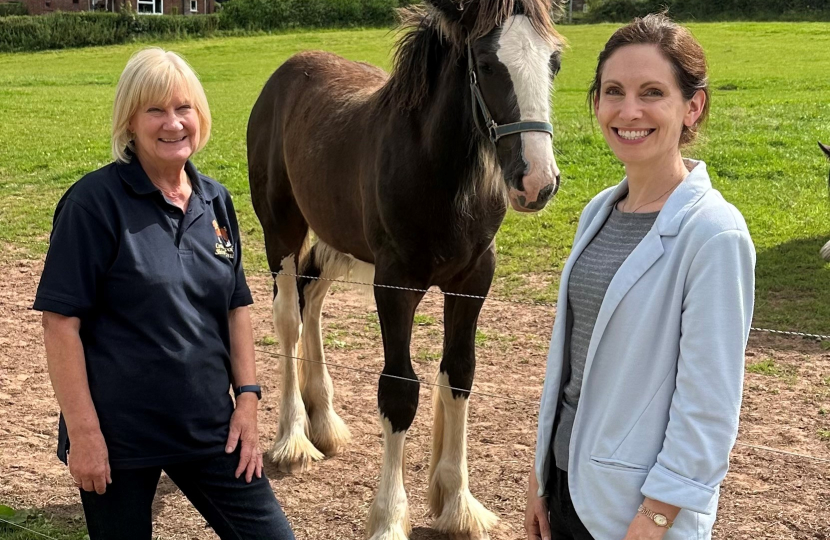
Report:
1,259,828,539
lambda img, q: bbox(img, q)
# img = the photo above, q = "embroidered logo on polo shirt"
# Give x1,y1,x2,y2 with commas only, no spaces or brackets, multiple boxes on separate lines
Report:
212,220,235,260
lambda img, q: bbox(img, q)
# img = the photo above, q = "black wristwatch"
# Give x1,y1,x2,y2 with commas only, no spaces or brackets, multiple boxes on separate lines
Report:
233,385,262,400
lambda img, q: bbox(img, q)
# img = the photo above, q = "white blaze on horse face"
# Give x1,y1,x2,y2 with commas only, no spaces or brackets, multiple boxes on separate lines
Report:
496,15,559,207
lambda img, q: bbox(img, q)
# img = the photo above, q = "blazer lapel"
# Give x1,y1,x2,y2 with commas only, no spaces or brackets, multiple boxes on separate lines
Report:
579,159,713,385
549,182,624,367
581,229,665,384
558,183,625,304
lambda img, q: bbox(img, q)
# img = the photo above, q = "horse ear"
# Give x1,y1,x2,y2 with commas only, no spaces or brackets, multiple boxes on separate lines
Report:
819,141,830,159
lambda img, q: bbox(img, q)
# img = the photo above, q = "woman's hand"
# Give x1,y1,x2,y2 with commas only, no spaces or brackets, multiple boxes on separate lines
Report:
225,393,263,482
67,428,111,494
525,470,551,540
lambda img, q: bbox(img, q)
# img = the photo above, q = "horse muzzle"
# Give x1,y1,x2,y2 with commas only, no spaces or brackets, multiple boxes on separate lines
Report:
509,171,560,212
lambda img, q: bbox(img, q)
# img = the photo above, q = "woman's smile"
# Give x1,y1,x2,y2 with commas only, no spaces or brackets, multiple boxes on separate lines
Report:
612,127,655,143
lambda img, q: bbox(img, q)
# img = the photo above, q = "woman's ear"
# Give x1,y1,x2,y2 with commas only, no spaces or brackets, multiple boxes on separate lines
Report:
684,89,706,127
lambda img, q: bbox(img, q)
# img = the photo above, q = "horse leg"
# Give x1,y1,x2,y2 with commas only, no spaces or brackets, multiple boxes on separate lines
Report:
367,264,425,540
298,243,352,456
427,250,498,539
270,252,324,472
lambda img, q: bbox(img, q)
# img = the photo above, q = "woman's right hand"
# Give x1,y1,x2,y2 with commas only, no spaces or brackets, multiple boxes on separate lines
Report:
67,428,112,494
525,470,551,540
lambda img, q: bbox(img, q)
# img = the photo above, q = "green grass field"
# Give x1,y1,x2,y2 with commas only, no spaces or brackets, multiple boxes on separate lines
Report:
0,23,828,334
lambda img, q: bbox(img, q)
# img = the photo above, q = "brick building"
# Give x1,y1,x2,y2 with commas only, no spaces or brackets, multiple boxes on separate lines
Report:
1,0,214,15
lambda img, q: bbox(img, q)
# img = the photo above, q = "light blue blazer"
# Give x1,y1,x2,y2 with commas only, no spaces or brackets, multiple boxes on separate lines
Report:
534,160,755,539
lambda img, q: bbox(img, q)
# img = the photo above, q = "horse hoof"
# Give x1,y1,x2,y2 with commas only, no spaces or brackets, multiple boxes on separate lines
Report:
309,407,351,457
432,489,498,540
269,431,324,473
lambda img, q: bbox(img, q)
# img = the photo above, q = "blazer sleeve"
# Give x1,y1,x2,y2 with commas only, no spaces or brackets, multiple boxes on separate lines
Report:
640,229,756,513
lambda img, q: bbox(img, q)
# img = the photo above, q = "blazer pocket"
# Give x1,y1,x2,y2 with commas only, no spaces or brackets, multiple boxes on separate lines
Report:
589,456,649,473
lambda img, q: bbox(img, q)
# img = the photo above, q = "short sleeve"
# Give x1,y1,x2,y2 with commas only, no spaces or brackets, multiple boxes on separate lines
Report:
33,195,116,318
224,192,253,310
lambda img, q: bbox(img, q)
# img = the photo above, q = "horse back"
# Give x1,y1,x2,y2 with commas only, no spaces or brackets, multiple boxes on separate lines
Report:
248,51,388,262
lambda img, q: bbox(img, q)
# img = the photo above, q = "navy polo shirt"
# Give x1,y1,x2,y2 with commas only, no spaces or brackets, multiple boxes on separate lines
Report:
34,154,253,469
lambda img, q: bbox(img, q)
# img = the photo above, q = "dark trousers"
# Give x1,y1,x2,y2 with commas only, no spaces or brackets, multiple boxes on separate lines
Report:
547,466,594,540
79,450,295,540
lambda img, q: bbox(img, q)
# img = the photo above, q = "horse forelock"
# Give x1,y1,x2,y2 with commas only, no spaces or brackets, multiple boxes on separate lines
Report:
470,0,563,46
379,0,561,112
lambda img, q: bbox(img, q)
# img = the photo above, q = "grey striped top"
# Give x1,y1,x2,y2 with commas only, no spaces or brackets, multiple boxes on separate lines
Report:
552,206,659,471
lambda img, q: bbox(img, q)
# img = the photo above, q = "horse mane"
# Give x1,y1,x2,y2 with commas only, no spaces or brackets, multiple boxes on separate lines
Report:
378,0,563,111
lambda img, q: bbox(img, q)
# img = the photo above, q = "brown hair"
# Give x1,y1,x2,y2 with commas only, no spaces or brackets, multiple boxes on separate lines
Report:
587,13,709,146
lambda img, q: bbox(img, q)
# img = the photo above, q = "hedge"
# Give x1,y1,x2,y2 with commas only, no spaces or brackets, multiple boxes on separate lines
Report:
586,0,830,22
0,11,223,52
0,2,27,16
0,0,402,52
220,0,399,31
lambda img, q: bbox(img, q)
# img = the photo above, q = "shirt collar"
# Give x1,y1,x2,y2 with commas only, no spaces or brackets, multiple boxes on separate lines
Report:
117,149,219,201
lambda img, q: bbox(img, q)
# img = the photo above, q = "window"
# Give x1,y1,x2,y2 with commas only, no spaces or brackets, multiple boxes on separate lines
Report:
137,0,161,13
190,0,197,11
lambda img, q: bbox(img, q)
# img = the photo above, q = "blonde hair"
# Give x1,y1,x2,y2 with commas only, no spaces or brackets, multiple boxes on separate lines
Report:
112,47,212,163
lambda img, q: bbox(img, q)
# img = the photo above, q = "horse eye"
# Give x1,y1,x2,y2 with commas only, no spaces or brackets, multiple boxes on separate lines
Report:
479,62,493,74
550,56,561,77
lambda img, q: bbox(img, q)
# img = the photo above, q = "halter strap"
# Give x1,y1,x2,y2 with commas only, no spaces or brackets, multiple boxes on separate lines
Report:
467,40,553,144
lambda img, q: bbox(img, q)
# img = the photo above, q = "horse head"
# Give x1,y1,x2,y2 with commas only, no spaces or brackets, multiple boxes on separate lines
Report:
428,0,564,212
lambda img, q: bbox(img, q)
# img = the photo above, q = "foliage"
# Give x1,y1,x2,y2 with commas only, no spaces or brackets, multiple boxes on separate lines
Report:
585,0,830,22
0,12,223,52
0,504,87,539
0,0,400,52
0,2,27,17
219,0,398,31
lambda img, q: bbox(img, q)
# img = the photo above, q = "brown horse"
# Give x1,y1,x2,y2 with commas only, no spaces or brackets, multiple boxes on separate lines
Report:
247,1,563,538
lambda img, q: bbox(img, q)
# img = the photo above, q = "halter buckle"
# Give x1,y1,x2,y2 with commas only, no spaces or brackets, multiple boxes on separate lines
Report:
486,121,499,144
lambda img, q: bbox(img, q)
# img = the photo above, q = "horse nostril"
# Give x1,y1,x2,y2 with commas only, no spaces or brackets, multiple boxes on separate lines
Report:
551,174,561,196
538,183,555,203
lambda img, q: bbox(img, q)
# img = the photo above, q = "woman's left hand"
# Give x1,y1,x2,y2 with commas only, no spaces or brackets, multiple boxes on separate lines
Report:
226,394,263,482
621,515,668,540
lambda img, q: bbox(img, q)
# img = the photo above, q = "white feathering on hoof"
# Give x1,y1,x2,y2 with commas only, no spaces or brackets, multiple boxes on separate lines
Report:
432,489,497,540
299,244,353,456
367,418,410,540
821,239,830,262
271,254,323,473
428,372,499,539
269,429,324,473
308,403,351,457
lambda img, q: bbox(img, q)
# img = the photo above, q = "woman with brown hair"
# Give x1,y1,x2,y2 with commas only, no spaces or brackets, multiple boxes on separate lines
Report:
525,14,755,540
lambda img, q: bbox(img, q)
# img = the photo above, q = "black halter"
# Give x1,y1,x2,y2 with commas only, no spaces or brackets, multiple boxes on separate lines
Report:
467,40,554,145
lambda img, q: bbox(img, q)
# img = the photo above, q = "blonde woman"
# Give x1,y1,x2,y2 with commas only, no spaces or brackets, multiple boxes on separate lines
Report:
35,48,295,539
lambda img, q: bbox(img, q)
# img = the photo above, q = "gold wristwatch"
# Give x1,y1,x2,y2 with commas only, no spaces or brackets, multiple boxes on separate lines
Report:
637,504,673,529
